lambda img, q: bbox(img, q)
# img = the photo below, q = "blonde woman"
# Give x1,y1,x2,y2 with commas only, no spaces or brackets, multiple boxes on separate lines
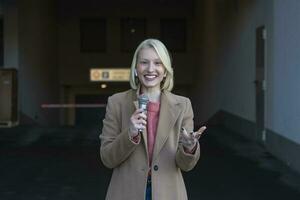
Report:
100,39,206,200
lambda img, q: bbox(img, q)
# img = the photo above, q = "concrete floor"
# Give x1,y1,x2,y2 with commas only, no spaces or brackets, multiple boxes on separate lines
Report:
0,125,300,200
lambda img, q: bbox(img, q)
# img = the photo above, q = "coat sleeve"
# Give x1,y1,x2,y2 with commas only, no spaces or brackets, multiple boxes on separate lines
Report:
175,98,200,172
99,96,139,169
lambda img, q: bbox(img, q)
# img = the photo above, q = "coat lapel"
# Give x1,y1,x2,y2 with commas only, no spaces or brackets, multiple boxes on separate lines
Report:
152,91,180,162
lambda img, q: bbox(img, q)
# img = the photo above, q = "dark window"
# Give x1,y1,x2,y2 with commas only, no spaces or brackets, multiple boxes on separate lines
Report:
121,18,146,52
80,18,106,52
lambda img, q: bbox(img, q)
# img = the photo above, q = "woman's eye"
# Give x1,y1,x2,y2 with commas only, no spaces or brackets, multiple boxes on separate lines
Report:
140,61,148,64
155,62,162,65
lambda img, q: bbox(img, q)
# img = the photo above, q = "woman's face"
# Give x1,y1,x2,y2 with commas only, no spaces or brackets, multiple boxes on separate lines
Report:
136,47,166,91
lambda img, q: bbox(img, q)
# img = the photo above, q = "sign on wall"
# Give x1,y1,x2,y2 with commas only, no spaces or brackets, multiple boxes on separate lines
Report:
90,68,130,82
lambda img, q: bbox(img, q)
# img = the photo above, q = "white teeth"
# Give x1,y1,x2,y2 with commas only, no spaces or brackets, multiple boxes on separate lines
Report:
145,75,156,79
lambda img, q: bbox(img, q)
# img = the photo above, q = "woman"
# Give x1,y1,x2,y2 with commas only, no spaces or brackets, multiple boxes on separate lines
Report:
100,39,206,200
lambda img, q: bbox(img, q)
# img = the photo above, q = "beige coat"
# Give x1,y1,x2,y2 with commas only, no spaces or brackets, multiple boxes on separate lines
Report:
99,89,200,200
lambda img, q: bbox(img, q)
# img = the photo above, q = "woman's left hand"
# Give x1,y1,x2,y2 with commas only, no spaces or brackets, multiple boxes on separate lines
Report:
179,126,207,151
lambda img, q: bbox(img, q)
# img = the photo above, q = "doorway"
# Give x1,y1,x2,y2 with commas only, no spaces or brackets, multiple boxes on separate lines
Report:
75,94,109,128
255,25,266,142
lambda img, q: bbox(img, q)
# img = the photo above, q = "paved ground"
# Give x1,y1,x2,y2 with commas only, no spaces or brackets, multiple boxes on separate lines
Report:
0,125,300,200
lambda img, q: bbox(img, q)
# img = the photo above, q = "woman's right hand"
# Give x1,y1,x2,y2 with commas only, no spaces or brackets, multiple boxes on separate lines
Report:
129,108,147,137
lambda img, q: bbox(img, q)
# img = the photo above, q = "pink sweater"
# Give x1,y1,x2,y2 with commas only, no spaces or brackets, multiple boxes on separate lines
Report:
147,101,160,165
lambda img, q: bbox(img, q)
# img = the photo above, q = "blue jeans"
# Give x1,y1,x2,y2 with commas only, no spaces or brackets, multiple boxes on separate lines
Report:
145,176,152,200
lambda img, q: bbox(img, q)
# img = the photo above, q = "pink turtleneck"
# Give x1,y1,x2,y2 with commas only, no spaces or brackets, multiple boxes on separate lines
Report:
147,101,160,165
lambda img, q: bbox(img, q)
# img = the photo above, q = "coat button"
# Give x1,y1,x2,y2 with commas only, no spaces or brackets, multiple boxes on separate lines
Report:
154,165,159,171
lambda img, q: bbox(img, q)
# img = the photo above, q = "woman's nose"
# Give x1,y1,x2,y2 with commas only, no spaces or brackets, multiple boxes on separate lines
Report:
147,62,155,72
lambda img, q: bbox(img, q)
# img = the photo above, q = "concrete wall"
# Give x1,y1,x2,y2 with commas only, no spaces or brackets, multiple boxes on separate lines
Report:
192,0,300,173
191,0,220,125
270,0,300,143
2,0,19,68
1,0,59,125
264,0,300,173
18,0,59,125
192,0,273,126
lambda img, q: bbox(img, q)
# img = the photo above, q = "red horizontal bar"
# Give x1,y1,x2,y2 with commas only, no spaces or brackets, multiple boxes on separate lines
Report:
41,104,107,108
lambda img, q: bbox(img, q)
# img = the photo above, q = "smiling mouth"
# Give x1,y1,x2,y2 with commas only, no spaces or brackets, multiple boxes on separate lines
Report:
144,74,157,80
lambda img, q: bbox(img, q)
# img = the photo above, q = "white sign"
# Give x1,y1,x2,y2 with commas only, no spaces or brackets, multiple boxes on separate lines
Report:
90,68,130,82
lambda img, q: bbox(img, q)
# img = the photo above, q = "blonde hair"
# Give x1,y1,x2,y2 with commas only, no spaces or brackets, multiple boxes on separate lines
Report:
129,39,174,91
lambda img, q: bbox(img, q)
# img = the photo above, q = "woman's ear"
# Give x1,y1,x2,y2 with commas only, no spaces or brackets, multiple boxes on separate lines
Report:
135,69,140,85
134,69,138,77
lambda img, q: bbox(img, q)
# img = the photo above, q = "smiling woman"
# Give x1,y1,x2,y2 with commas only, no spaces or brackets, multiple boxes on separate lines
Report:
136,47,166,94
130,39,173,93
99,38,206,200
